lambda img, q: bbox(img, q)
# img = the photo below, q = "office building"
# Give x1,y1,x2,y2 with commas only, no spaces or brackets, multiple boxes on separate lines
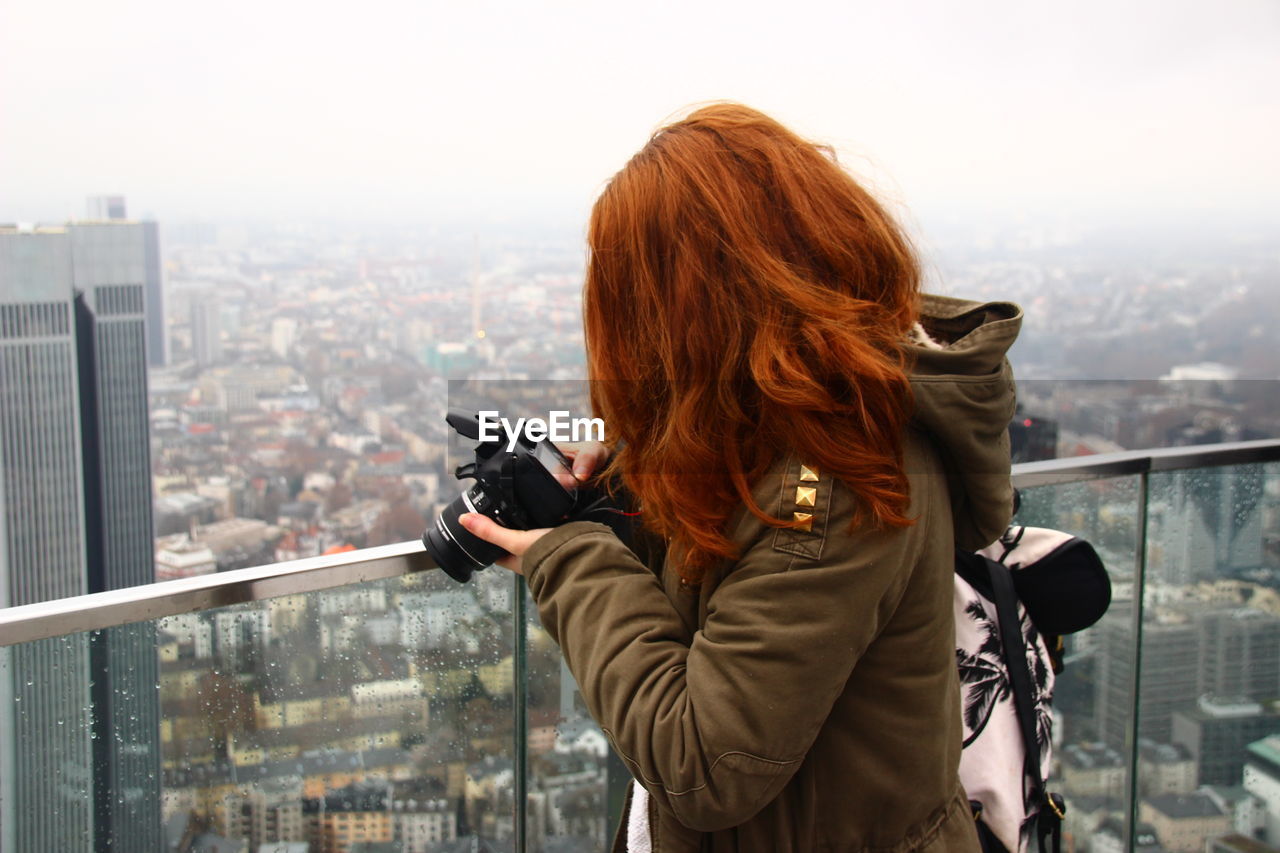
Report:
1137,793,1231,853
1137,739,1198,796
1153,465,1266,586
1199,609,1280,701
85,196,126,221
0,223,162,851
142,220,165,366
191,291,223,367
83,197,167,367
71,222,163,849
1095,605,1280,748
0,226,95,851
1010,408,1059,463
1243,736,1280,843
1173,696,1280,787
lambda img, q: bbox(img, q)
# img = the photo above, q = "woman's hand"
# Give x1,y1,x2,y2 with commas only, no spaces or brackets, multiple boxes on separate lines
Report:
461,441,609,574
560,440,609,482
458,513,551,575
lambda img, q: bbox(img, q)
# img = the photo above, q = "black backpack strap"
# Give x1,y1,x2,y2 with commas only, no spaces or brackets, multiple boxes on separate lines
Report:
984,556,1063,853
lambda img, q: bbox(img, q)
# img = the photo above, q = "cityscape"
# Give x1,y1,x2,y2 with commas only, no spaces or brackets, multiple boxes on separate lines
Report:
1,197,1278,853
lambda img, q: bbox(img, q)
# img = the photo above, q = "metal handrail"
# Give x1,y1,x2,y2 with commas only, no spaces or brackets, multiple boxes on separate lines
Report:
1,438,1276,647
1010,437,1280,487
0,540,436,646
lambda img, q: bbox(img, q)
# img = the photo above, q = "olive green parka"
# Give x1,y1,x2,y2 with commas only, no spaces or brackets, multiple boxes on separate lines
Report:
523,295,1022,852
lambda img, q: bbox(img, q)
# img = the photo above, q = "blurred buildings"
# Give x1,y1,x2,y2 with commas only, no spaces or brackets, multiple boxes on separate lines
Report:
5,211,1280,852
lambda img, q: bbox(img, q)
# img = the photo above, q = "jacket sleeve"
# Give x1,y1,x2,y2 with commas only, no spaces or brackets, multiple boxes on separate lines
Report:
522,485,925,832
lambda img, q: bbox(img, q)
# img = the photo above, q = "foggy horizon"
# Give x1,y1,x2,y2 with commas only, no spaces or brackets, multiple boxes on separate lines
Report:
3,0,1278,231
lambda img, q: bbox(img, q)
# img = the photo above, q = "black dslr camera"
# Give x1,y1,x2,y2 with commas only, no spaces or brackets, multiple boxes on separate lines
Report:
423,409,589,583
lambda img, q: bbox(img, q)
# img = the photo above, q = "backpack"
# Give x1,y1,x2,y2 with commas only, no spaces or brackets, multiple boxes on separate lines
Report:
954,524,1111,853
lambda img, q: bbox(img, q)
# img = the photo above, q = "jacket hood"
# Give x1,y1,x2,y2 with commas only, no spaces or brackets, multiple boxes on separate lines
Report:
905,293,1022,550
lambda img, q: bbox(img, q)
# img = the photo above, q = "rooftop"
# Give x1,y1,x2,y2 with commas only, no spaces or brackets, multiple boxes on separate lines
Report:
1143,792,1224,820
1245,734,1280,775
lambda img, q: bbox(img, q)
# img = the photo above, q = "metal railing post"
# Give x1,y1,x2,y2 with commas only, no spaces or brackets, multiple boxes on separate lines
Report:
514,573,528,852
1123,469,1151,853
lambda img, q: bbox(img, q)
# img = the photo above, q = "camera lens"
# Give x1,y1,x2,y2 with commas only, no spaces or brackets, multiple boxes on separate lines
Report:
422,492,506,583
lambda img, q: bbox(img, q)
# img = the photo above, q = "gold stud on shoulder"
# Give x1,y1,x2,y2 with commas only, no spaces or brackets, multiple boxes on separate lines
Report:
792,511,813,533
799,464,819,483
795,486,817,508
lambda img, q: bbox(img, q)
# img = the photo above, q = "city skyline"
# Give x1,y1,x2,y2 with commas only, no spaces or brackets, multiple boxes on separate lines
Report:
0,201,1277,851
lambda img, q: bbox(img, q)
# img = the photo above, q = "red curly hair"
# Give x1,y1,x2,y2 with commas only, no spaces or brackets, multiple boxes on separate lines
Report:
585,103,920,585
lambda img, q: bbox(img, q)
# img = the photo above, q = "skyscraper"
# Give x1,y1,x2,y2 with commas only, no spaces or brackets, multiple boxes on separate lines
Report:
0,222,162,851
70,224,156,593
0,225,95,852
71,223,163,850
85,196,126,221
1094,603,1280,748
84,197,167,367
141,221,166,367
191,291,223,367
1154,465,1266,585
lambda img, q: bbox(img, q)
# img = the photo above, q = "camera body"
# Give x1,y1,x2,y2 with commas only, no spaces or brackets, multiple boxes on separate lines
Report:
423,409,580,583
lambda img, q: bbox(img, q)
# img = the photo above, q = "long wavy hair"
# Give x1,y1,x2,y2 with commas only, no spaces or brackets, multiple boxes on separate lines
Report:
585,103,920,585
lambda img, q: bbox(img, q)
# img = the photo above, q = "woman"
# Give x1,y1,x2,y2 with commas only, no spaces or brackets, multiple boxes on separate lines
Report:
461,103,1022,852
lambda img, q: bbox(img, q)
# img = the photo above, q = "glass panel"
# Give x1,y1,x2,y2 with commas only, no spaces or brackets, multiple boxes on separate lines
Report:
1017,475,1143,850
1136,462,1280,850
439,376,610,851
523,583,614,852
1,634,96,851
8,461,1275,853
2,568,516,853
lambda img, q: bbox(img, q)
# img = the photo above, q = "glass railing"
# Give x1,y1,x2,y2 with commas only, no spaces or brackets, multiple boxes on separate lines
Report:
1014,441,1280,851
1,439,1277,853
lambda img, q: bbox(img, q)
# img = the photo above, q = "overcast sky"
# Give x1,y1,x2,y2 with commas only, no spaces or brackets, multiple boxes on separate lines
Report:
2,0,1277,229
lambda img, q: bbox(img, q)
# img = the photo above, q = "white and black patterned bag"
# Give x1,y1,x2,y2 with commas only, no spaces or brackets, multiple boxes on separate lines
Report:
955,525,1110,853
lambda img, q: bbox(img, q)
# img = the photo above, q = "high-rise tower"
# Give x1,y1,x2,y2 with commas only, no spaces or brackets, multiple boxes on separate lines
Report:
0,225,95,852
85,196,126,221
190,291,223,367
70,223,163,850
0,222,162,851
141,220,166,367
84,197,167,367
